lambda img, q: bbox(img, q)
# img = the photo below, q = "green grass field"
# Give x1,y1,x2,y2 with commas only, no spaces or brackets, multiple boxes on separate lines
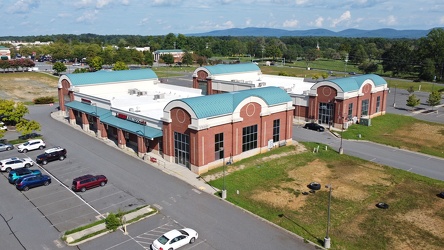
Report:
206,143,444,250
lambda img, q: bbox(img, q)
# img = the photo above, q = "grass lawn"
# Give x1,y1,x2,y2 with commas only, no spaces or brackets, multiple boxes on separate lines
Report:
342,113,444,158
206,143,444,250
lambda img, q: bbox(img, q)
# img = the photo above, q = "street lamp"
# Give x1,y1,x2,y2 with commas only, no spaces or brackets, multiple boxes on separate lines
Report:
324,184,332,249
220,147,227,199
393,85,397,107
339,117,344,154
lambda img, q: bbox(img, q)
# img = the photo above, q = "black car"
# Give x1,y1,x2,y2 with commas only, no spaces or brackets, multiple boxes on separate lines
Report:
303,122,325,132
36,147,67,165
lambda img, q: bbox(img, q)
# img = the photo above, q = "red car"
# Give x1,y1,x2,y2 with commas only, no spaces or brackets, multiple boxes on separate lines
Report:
72,174,107,192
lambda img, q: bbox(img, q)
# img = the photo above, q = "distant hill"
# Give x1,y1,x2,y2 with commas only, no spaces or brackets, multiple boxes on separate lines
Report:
187,27,441,39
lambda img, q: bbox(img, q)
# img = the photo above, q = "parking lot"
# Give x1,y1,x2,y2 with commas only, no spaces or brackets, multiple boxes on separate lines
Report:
0,143,144,233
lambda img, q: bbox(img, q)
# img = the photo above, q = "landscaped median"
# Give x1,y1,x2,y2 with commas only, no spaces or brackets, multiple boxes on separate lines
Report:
63,205,157,246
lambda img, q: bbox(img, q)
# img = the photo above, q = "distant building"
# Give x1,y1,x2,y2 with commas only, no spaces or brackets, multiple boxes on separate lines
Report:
0,46,11,60
153,49,187,63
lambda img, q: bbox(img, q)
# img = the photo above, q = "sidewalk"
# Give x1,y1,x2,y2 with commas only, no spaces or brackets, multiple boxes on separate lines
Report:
50,111,218,196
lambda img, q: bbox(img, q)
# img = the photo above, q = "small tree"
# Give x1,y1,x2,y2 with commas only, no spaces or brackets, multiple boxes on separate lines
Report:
161,54,174,66
15,119,41,136
52,62,67,75
181,52,193,66
105,213,120,232
89,56,104,71
427,90,442,110
406,94,420,110
113,61,129,71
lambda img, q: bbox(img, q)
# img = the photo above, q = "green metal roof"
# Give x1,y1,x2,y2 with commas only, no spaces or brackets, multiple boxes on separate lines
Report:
203,63,260,75
65,69,158,86
154,49,184,53
327,74,387,92
177,86,291,119
100,115,163,139
65,101,111,117
65,101,162,139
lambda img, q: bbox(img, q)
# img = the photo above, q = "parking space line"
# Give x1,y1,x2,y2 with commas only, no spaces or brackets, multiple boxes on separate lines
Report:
32,196,77,209
85,189,126,202
51,211,99,227
27,188,69,200
97,197,140,211
31,162,106,219
42,201,95,217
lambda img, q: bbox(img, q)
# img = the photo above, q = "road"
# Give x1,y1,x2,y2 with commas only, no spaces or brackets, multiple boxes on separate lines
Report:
293,125,444,181
0,105,316,250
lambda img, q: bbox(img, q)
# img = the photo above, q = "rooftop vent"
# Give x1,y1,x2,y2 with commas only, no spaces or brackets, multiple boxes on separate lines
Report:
129,108,135,112
137,91,147,96
128,88,139,95
153,93,165,100
258,82,266,87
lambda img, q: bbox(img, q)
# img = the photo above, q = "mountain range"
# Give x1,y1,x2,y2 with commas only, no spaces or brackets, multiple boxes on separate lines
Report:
187,27,442,39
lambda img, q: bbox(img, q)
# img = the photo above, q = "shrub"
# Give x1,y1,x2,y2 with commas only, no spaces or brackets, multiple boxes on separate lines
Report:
34,96,55,104
105,213,120,232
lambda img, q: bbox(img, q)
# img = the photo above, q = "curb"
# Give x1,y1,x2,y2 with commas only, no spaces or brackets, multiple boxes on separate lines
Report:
64,206,157,246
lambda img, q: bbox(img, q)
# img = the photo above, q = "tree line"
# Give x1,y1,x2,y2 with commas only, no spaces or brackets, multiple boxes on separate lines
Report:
1,28,444,82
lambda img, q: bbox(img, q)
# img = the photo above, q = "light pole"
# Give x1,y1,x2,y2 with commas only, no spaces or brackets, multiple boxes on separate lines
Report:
339,117,344,154
393,85,397,107
324,184,332,249
221,147,227,199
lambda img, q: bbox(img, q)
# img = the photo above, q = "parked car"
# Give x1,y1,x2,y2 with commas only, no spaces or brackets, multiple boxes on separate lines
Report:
0,157,34,172
8,168,42,184
0,142,14,152
303,122,325,132
36,146,67,165
17,139,46,153
16,175,51,191
0,122,7,131
151,228,198,250
19,133,42,140
72,174,108,192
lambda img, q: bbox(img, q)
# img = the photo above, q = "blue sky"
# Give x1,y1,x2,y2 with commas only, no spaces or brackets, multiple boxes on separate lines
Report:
2,0,444,36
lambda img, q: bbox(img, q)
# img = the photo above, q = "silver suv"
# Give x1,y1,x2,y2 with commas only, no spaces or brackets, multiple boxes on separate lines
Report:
17,139,46,153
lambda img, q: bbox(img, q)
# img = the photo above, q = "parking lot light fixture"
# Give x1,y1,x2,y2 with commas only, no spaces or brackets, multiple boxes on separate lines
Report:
324,184,332,249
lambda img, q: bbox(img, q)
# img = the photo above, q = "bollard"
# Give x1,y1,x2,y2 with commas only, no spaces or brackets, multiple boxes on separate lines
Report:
325,146,328,151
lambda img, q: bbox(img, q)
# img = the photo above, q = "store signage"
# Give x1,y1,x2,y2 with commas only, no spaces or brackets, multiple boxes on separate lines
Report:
116,113,146,125
81,98,91,104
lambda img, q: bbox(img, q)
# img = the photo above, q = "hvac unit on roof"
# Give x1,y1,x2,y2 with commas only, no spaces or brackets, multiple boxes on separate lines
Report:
231,79,237,82
137,91,147,96
135,106,141,112
128,88,139,95
246,80,253,84
153,93,165,100
258,82,266,87
129,108,135,112
285,88,292,92
239,80,244,83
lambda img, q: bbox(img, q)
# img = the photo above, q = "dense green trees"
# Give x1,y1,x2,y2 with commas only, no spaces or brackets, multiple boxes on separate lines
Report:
1,28,444,83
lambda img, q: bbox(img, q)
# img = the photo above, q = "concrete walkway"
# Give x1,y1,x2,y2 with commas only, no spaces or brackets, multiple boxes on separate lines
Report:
50,111,218,196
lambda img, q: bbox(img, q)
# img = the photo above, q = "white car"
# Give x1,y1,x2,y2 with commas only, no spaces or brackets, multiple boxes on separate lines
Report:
0,157,34,172
17,139,46,153
151,228,198,250
0,122,6,131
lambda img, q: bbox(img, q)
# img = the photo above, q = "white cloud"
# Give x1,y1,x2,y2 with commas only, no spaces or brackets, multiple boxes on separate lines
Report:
441,16,444,24
152,0,182,6
283,19,298,28
330,11,351,27
379,15,397,26
7,0,39,14
76,10,99,23
96,0,112,8
314,17,324,27
139,17,149,25
245,18,252,26
121,0,130,5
